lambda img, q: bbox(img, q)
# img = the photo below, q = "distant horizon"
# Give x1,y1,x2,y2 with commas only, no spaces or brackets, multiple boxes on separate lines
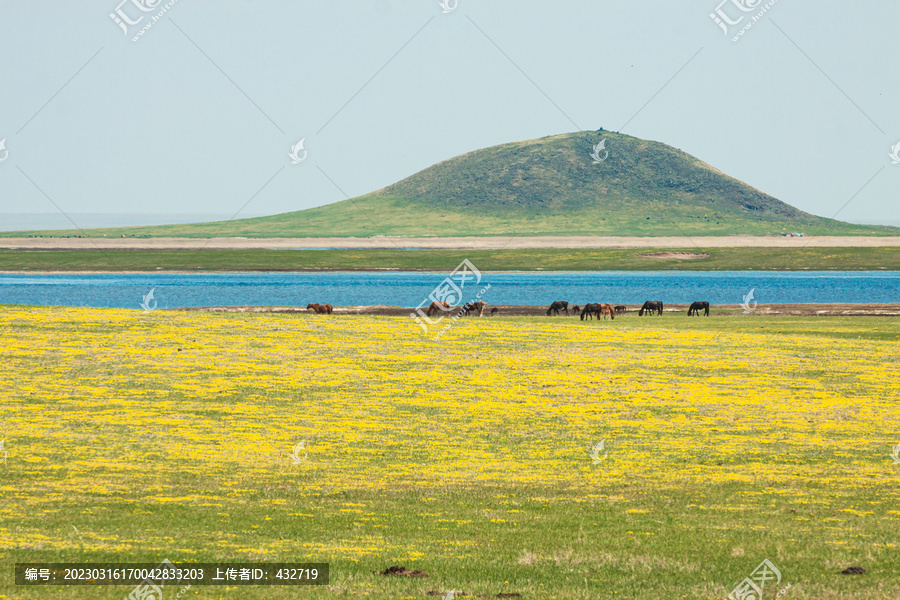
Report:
2,211,899,234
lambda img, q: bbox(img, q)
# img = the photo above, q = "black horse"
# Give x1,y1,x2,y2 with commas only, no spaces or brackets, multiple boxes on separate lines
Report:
687,301,710,316
546,301,569,316
639,301,663,316
580,303,601,320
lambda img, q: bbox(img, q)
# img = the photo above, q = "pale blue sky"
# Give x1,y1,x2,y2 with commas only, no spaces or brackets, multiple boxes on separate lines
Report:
1,1,898,229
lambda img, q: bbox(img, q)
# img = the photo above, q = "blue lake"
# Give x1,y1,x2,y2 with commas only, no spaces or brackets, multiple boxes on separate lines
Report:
0,271,897,309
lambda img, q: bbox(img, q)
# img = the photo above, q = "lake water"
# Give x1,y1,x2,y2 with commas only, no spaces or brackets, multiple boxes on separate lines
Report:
0,271,897,309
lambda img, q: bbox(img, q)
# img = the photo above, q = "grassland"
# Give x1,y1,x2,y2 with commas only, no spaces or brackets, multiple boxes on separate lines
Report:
1,246,900,272
1,307,898,599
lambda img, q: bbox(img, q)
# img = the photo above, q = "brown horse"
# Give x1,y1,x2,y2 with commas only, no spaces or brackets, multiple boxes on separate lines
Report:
598,303,616,320
306,303,333,314
490,307,499,316
426,301,450,317
614,305,627,315
570,305,580,315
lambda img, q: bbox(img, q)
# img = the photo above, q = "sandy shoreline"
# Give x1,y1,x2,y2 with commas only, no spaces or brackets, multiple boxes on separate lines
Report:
172,303,900,317
3,235,900,250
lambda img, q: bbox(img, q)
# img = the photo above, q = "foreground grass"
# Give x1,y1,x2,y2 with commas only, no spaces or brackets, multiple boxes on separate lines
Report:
1,308,898,599
1,246,900,271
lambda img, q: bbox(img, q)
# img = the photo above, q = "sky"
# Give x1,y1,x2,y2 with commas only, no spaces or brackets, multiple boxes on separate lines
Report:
1,0,898,230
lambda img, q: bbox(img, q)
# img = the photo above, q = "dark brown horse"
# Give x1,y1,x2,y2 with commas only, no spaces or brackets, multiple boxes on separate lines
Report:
639,301,663,316
580,304,600,320
570,305,580,315
614,305,627,315
463,301,487,317
490,307,499,316
688,301,710,316
546,301,569,316
426,301,450,317
306,303,333,314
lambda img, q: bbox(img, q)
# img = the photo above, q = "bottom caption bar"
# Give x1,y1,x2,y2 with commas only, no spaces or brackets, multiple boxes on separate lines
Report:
16,560,328,586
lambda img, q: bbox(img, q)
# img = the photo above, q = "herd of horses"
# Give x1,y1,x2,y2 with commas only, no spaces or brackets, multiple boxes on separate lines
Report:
545,300,711,319
305,299,711,317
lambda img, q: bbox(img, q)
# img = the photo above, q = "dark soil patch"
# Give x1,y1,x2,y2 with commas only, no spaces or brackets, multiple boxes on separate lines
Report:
379,565,429,577
840,566,866,575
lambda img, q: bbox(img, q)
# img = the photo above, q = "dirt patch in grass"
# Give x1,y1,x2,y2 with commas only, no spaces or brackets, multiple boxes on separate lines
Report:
633,251,711,260
379,565,429,577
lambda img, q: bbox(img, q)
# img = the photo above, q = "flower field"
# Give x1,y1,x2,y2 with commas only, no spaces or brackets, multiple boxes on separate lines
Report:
1,306,898,599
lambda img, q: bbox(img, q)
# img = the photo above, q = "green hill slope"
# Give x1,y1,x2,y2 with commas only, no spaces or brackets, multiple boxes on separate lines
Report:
6,131,897,238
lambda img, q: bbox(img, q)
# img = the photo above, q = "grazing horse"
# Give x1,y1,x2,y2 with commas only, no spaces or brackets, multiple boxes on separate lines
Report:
426,301,450,317
463,301,487,317
490,307,499,316
306,303,333,314
580,303,600,320
614,305,627,315
570,305,580,315
598,303,616,320
639,301,663,316
546,301,569,316
688,301,710,316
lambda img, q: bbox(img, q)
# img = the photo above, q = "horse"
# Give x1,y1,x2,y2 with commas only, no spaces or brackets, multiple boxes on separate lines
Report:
598,303,616,320
639,301,663,316
426,301,450,317
614,305,627,315
490,307,499,316
546,301,569,316
570,305,580,315
306,303,333,314
464,301,487,317
580,303,600,320
688,301,710,316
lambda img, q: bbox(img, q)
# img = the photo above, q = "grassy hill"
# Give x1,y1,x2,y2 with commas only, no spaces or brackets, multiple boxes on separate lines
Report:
5,131,897,238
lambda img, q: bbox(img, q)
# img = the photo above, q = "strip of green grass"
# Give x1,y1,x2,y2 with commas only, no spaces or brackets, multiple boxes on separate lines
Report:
1,246,899,271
